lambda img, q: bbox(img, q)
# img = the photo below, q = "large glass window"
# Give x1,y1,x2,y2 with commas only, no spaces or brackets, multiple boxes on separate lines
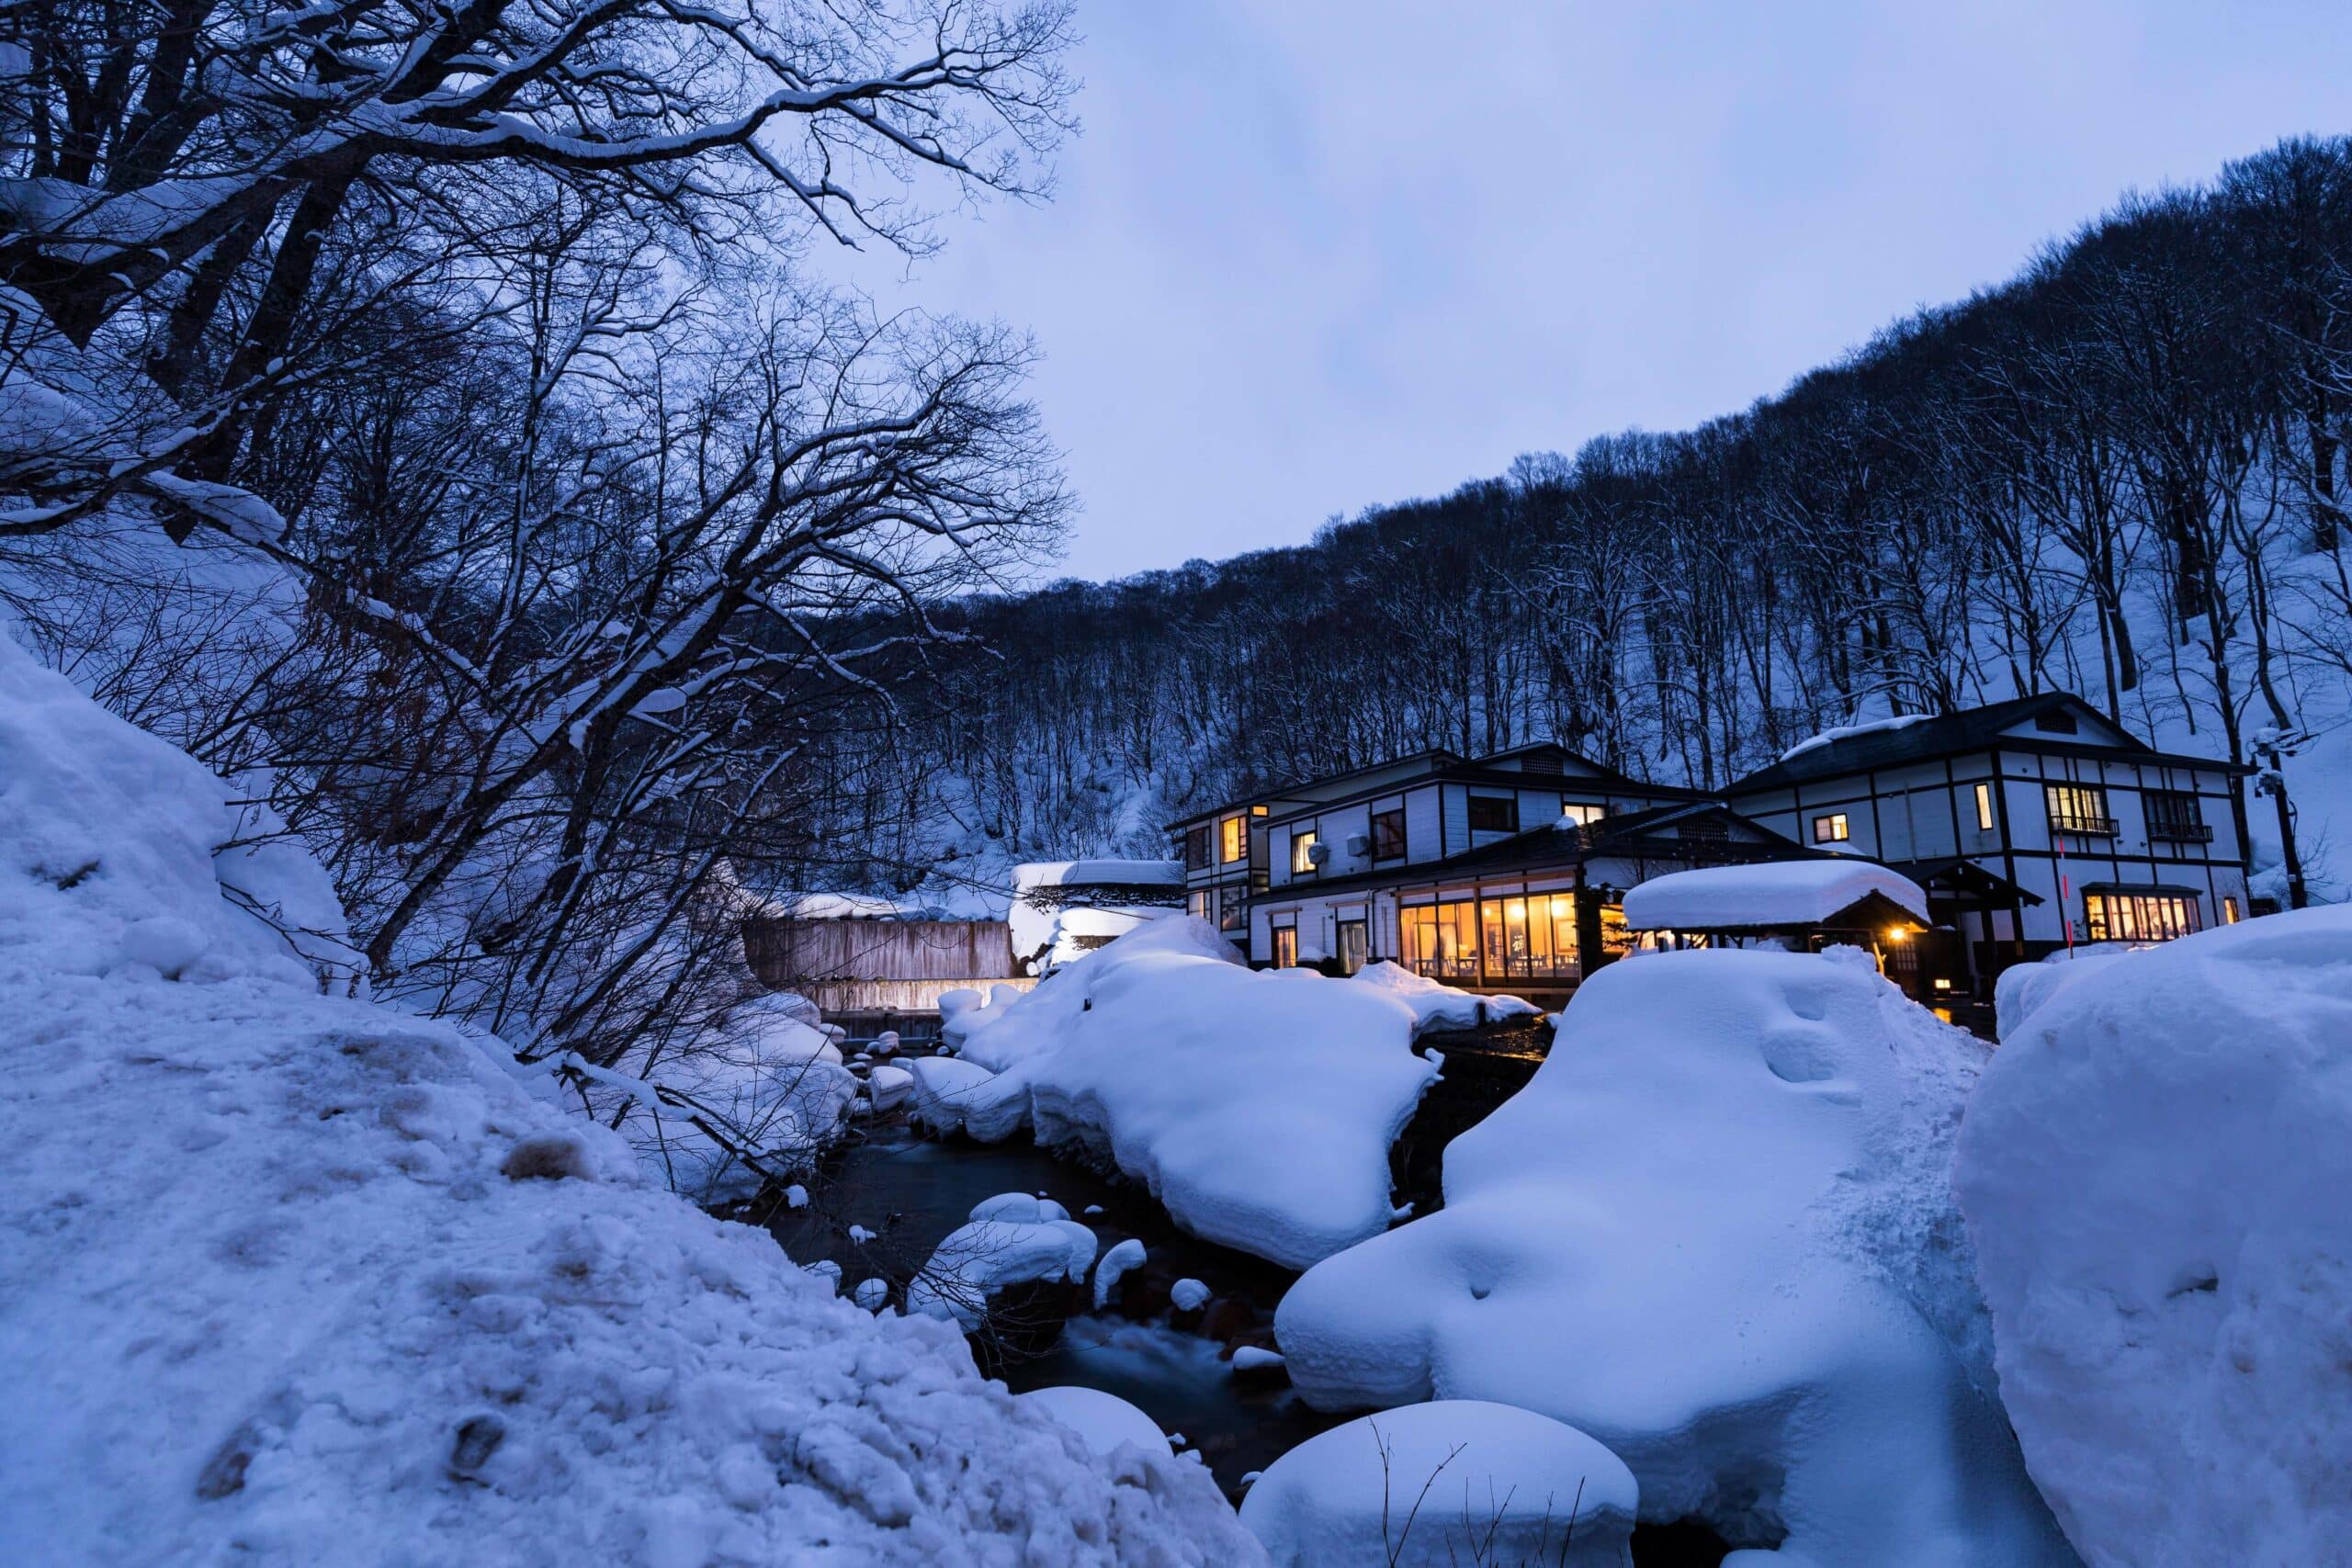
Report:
1402,895,1577,982
2045,784,2115,837
2084,890,2199,942
1400,901,1481,982
1337,919,1368,975
1371,807,1407,860
1220,816,1246,863
1467,794,1519,833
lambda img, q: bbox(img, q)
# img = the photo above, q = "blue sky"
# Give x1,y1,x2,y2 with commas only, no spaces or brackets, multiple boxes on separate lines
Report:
845,1,2352,583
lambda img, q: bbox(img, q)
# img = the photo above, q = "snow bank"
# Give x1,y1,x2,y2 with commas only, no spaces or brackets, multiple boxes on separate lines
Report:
1239,1401,1637,1567
1019,1387,1170,1461
1276,947,2072,1564
0,630,1256,1565
1955,908,2352,1567
906,1195,1097,1328
1622,859,1928,931
632,991,857,1201
923,917,1469,1269
1007,858,1182,973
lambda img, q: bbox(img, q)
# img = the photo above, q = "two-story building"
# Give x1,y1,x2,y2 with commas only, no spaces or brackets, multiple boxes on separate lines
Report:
1723,693,2254,982
1170,743,1815,1010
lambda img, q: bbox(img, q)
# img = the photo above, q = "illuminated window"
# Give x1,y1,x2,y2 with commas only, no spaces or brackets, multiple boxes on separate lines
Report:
1973,782,1996,832
1337,919,1368,975
1562,802,1606,828
1186,889,1212,921
1291,830,1319,875
1220,816,1246,863
1402,896,1578,982
1467,794,1519,833
2045,784,2114,837
2222,896,2241,925
1272,927,1297,968
1371,807,1406,860
2083,890,2199,942
1812,812,1849,843
1399,901,1482,982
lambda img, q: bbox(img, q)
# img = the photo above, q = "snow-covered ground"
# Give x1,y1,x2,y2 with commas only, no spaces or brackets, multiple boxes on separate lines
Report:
0,629,1257,1565
1275,945,2074,1565
1957,908,2352,1567
910,919,1532,1269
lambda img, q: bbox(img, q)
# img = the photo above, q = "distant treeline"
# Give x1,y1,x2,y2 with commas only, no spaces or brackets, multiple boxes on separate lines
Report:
919,137,2352,856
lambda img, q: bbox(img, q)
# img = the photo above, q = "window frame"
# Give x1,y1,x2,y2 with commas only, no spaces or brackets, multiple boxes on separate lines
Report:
1973,782,1996,832
1466,793,1519,834
2143,788,2211,843
1290,829,1319,876
1370,807,1407,862
1272,926,1298,969
2083,889,2199,943
1812,811,1850,843
1219,815,1246,863
2044,783,2116,837
1182,824,1212,870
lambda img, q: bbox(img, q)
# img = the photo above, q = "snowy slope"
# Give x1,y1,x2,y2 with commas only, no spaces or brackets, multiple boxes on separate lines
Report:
1957,908,2352,1567
0,629,1257,1566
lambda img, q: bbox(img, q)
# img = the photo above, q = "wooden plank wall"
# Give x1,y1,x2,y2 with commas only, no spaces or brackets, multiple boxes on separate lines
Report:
741,917,1020,987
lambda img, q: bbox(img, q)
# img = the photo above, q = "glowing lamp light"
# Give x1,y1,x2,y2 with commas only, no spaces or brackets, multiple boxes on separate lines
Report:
1884,927,1910,943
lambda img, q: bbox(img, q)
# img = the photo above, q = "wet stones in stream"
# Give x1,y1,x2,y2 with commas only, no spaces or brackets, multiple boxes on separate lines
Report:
1389,1011,1555,1218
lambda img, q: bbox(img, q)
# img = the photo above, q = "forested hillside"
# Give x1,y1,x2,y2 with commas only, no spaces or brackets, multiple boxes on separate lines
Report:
916,137,2352,906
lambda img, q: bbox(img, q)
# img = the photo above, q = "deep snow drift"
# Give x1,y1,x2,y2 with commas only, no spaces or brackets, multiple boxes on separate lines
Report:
1621,858,1928,931
1957,908,2352,1567
0,631,1256,1565
1239,1400,1637,1566
911,919,1530,1269
1274,946,2074,1565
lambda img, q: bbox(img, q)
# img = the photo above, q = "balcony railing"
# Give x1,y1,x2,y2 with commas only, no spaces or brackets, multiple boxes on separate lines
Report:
2147,821,2214,844
2047,813,2119,837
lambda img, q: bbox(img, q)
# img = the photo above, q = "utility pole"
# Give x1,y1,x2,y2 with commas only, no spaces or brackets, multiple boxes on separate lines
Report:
2250,728,2311,911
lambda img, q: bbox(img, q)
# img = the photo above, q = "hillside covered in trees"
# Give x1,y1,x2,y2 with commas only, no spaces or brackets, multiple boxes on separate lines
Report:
912,136,2352,905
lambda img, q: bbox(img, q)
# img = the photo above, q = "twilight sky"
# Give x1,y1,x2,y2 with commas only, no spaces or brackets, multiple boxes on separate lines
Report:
844,1,2352,584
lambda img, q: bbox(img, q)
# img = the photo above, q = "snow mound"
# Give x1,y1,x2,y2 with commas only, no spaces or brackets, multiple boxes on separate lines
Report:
1020,1386,1170,1461
634,991,857,1201
1956,908,2352,1567
0,630,1255,1566
1623,859,1928,931
907,1196,1098,1327
928,917,1461,1269
1276,947,2072,1564
1239,1401,1636,1567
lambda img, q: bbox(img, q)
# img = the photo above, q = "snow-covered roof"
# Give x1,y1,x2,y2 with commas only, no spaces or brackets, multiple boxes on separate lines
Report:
1622,860,1929,931
1779,711,1931,762
1011,859,1182,891
767,891,914,920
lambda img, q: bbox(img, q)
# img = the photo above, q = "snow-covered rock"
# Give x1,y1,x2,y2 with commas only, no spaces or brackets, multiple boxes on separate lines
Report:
867,1062,914,1111
0,630,1256,1565
924,917,1511,1269
1276,946,2073,1565
1956,908,2352,1568
906,1196,1098,1328
1019,1386,1170,1461
1238,1401,1637,1567
1093,1237,1148,1309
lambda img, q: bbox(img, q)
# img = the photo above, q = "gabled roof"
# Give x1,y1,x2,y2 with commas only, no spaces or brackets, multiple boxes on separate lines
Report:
1725,692,2249,795
1168,742,1692,833
1165,748,1464,830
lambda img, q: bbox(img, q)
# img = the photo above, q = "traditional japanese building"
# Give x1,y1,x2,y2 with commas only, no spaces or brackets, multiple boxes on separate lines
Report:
1722,692,2256,979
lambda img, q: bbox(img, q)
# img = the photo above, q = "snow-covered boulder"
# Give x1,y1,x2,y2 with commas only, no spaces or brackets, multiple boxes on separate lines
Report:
1276,946,2073,1565
866,1062,914,1111
0,630,1257,1565
906,1195,1098,1328
1020,1386,1170,1461
1956,908,2352,1567
1239,1401,1636,1567
927,917,1503,1269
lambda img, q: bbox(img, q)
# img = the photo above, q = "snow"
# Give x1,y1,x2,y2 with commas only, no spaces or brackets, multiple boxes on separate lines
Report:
1275,946,2073,1564
1007,858,1182,973
628,990,858,1201
1017,1387,1170,1461
922,917,1476,1269
1622,859,1929,931
1170,1279,1211,1313
867,1063,914,1111
1228,1348,1284,1373
1955,907,2352,1567
1238,1401,1637,1568
1093,1237,1148,1309
1779,710,1932,761
0,629,1256,1565
906,1195,1098,1328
